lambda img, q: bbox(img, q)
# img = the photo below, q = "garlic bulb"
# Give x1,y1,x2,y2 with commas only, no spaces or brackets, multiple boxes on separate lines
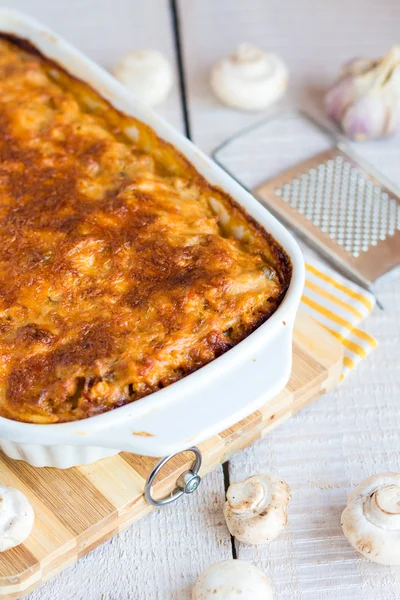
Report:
210,43,288,111
224,474,291,545
325,46,400,140
0,486,34,551
192,560,273,599
341,473,400,564
114,50,173,107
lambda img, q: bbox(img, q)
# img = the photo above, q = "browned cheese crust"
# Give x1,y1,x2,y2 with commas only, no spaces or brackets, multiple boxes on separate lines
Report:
0,37,291,423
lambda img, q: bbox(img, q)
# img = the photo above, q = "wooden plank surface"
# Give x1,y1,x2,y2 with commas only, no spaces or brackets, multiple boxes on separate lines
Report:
178,2,400,600
0,313,342,599
2,1,400,599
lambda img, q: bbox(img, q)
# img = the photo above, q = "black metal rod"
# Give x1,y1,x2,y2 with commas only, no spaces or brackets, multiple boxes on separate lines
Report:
169,0,192,139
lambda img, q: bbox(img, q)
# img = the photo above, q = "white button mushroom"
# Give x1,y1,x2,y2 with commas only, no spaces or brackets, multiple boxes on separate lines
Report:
210,43,288,111
341,472,400,565
114,50,173,107
0,485,34,551
224,474,291,545
192,559,273,600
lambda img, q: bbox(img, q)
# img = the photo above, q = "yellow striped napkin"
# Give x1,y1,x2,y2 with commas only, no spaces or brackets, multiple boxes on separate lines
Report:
301,259,377,379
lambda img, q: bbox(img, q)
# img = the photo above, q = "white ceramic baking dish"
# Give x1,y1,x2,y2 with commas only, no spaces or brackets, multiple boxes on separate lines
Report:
0,9,305,468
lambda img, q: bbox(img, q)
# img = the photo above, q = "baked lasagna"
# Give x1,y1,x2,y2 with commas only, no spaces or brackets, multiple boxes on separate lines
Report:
0,36,291,424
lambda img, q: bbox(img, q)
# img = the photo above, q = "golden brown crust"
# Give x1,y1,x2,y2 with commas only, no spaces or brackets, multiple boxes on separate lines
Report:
0,36,291,423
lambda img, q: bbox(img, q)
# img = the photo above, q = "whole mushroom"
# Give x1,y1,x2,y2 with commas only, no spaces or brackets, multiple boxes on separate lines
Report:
341,472,400,565
224,474,291,544
192,559,273,600
114,49,173,107
210,43,288,111
0,485,34,551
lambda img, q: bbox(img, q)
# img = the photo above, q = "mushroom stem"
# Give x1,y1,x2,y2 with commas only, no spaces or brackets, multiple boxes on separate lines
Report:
342,473,400,565
364,485,400,529
224,474,291,545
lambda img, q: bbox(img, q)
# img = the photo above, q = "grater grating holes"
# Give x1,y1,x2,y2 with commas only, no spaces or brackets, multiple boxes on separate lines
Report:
274,156,400,258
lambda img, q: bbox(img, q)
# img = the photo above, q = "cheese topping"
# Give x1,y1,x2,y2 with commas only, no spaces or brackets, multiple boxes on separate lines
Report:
0,37,291,423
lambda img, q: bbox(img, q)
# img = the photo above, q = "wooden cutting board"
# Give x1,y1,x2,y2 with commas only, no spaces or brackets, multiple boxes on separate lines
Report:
0,312,342,599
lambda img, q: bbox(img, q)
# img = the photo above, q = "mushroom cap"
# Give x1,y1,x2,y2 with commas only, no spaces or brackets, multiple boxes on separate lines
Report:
210,43,288,111
114,49,173,107
0,485,34,552
192,560,273,599
341,472,400,565
224,474,291,545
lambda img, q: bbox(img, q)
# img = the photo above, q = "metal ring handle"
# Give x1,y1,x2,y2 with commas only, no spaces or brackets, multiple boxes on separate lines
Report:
145,446,202,507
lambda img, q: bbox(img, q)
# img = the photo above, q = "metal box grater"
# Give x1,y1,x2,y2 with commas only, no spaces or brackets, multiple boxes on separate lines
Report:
256,146,400,287
212,110,400,289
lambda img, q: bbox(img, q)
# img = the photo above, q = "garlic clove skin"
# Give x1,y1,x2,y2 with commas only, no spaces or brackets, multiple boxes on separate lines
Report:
0,486,34,552
325,75,357,124
325,46,400,140
341,94,388,141
210,43,288,111
192,559,273,599
341,472,400,564
114,50,173,107
224,474,291,545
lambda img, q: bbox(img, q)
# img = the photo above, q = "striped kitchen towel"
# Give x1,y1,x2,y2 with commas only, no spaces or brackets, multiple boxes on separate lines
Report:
301,259,377,379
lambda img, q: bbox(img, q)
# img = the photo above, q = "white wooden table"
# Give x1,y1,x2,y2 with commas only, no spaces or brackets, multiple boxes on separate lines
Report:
7,1,400,598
